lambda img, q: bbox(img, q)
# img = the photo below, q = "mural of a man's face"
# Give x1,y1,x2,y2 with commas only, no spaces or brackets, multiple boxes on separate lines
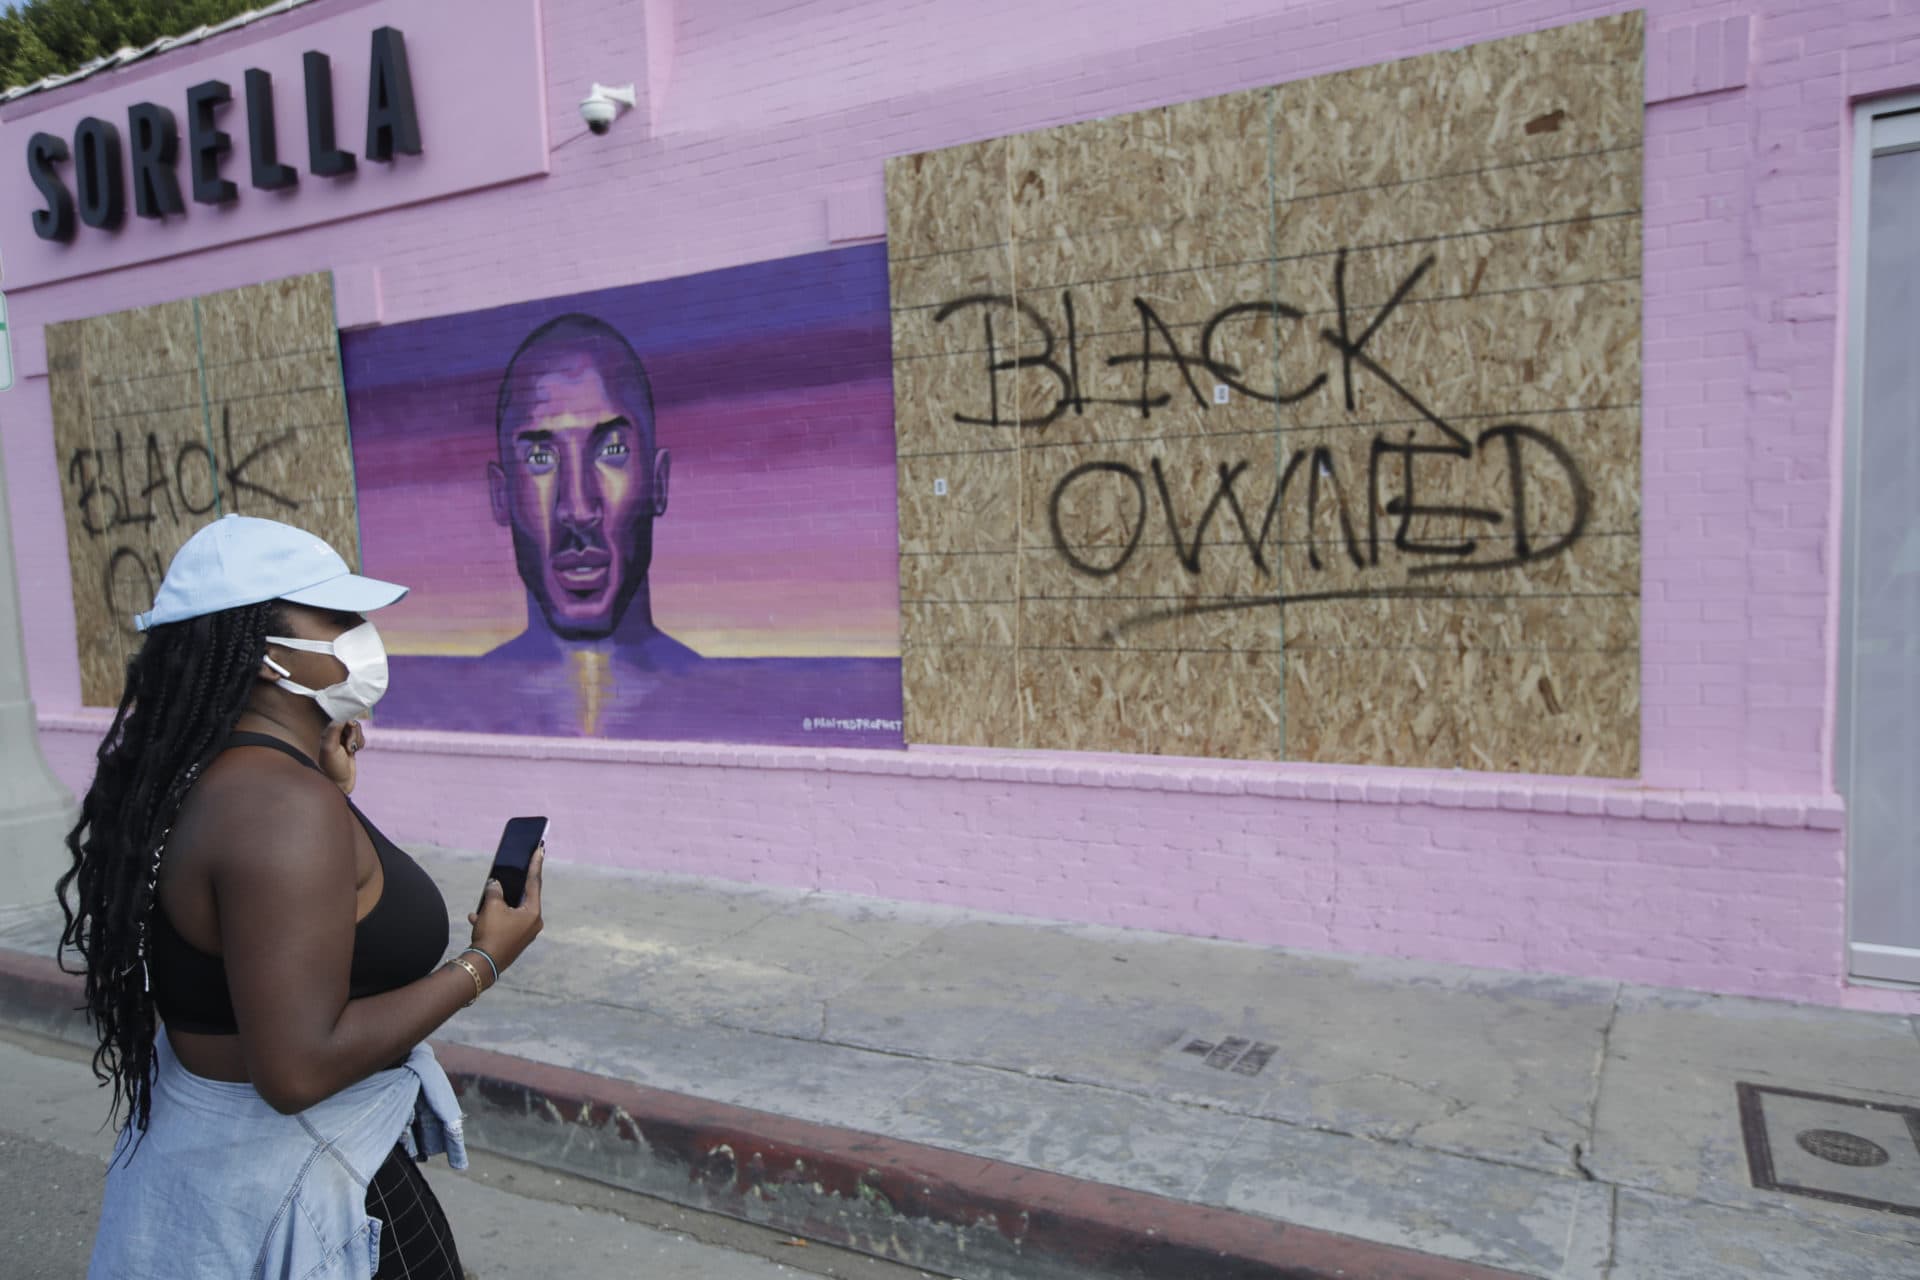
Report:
488,318,671,640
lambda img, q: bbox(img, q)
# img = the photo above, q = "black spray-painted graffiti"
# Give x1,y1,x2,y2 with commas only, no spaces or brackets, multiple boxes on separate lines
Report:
66,404,300,632
931,249,1593,637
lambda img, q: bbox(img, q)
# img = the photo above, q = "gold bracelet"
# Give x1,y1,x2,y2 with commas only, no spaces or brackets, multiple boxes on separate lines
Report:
449,955,485,1006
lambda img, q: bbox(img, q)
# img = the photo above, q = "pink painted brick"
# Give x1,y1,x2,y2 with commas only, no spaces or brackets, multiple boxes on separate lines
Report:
1603,793,1643,818
1531,787,1571,814
1566,792,1604,816
1643,794,1686,820
1760,800,1808,827
1807,805,1847,832
1364,778,1402,805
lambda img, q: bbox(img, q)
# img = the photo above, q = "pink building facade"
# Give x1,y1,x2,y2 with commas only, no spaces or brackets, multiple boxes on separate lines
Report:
4,0,1917,1010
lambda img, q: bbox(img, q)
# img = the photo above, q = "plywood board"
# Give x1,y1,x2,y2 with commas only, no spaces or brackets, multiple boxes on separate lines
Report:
48,272,358,707
887,13,1643,774
890,136,1021,747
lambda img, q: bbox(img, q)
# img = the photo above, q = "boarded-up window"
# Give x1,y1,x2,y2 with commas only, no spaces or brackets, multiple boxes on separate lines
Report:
887,14,1643,776
48,272,359,707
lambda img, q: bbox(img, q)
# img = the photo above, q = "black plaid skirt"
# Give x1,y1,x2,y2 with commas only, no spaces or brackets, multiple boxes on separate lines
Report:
366,1143,464,1279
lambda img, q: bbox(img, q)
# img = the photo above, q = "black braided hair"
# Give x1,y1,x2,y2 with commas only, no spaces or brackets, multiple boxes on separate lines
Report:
56,600,285,1134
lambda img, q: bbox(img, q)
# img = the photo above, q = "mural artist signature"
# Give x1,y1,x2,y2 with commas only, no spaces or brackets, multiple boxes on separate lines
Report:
803,717,904,733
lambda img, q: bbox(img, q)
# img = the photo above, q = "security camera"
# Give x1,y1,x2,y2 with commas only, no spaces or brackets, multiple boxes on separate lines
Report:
581,83,637,135
581,97,616,134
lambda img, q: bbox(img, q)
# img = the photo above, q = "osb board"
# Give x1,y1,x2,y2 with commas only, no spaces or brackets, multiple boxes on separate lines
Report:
887,13,1643,776
48,272,359,707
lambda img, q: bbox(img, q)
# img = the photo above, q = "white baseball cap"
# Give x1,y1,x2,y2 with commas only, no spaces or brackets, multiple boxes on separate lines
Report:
135,514,408,631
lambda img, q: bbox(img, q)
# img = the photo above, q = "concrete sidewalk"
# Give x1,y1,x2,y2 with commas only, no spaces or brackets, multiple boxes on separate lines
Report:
4,850,1918,1278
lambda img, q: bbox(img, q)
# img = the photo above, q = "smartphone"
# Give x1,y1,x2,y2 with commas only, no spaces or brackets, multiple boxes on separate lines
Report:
484,816,548,910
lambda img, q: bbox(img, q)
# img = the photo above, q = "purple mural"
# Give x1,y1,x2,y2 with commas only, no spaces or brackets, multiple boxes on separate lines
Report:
343,245,904,747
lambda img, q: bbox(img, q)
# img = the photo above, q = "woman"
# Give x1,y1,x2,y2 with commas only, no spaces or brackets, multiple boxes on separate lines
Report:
57,513,545,1279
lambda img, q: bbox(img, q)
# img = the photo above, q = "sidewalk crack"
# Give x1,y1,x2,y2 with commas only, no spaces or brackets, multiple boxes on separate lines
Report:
1577,983,1622,1178
1600,1183,1619,1278
1556,1172,1613,1277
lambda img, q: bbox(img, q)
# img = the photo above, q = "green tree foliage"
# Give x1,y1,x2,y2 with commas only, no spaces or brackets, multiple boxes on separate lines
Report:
1,0,265,92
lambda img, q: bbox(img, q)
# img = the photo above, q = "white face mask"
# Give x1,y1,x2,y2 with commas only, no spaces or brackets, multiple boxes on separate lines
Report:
264,621,390,724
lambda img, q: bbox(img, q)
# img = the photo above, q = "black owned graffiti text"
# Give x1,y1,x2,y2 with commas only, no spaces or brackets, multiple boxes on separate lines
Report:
67,404,302,632
930,249,1593,638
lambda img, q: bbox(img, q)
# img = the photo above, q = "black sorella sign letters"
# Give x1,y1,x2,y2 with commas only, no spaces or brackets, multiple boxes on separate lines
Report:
26,26,419,244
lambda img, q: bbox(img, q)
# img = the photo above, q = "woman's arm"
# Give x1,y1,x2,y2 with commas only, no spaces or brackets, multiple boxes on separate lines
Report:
207,762,542,1115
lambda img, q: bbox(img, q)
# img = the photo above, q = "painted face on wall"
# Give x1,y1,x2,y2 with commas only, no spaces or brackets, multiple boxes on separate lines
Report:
488,323,671,640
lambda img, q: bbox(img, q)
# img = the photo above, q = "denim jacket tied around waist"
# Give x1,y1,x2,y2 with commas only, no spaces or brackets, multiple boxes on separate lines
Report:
87,1026,468,1280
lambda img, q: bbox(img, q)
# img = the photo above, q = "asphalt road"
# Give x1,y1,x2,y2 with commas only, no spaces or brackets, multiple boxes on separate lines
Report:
0,1027,942,1280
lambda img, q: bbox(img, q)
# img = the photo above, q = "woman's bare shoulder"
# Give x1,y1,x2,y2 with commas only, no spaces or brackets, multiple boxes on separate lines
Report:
176,745,354,876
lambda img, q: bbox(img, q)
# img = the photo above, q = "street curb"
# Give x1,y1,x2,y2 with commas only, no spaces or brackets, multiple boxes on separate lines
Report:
0,941,93,1047
0,946,1531,1280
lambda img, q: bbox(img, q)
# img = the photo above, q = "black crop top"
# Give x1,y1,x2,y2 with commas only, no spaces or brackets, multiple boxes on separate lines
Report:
150,731,451,1036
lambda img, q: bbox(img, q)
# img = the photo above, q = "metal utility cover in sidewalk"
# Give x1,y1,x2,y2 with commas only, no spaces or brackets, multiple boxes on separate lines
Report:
1169,1032,1279,1077
1738,1082,1920,1217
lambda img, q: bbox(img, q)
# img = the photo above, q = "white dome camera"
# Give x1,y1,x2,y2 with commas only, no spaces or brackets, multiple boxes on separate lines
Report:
580,83,637,135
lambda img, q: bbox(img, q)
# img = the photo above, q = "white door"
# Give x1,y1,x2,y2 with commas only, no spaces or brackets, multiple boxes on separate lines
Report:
1842,98,1920,983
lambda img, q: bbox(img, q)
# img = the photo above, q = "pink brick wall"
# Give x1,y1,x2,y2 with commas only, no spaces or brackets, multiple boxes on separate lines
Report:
8,0,1919,1010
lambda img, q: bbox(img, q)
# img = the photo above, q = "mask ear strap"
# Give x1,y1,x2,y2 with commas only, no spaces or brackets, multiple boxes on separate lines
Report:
265,654,318,697
266,636,335,655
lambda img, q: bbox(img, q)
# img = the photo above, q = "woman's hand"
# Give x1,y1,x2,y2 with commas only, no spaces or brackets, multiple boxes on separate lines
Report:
465,844,546,982
317,721,364,795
